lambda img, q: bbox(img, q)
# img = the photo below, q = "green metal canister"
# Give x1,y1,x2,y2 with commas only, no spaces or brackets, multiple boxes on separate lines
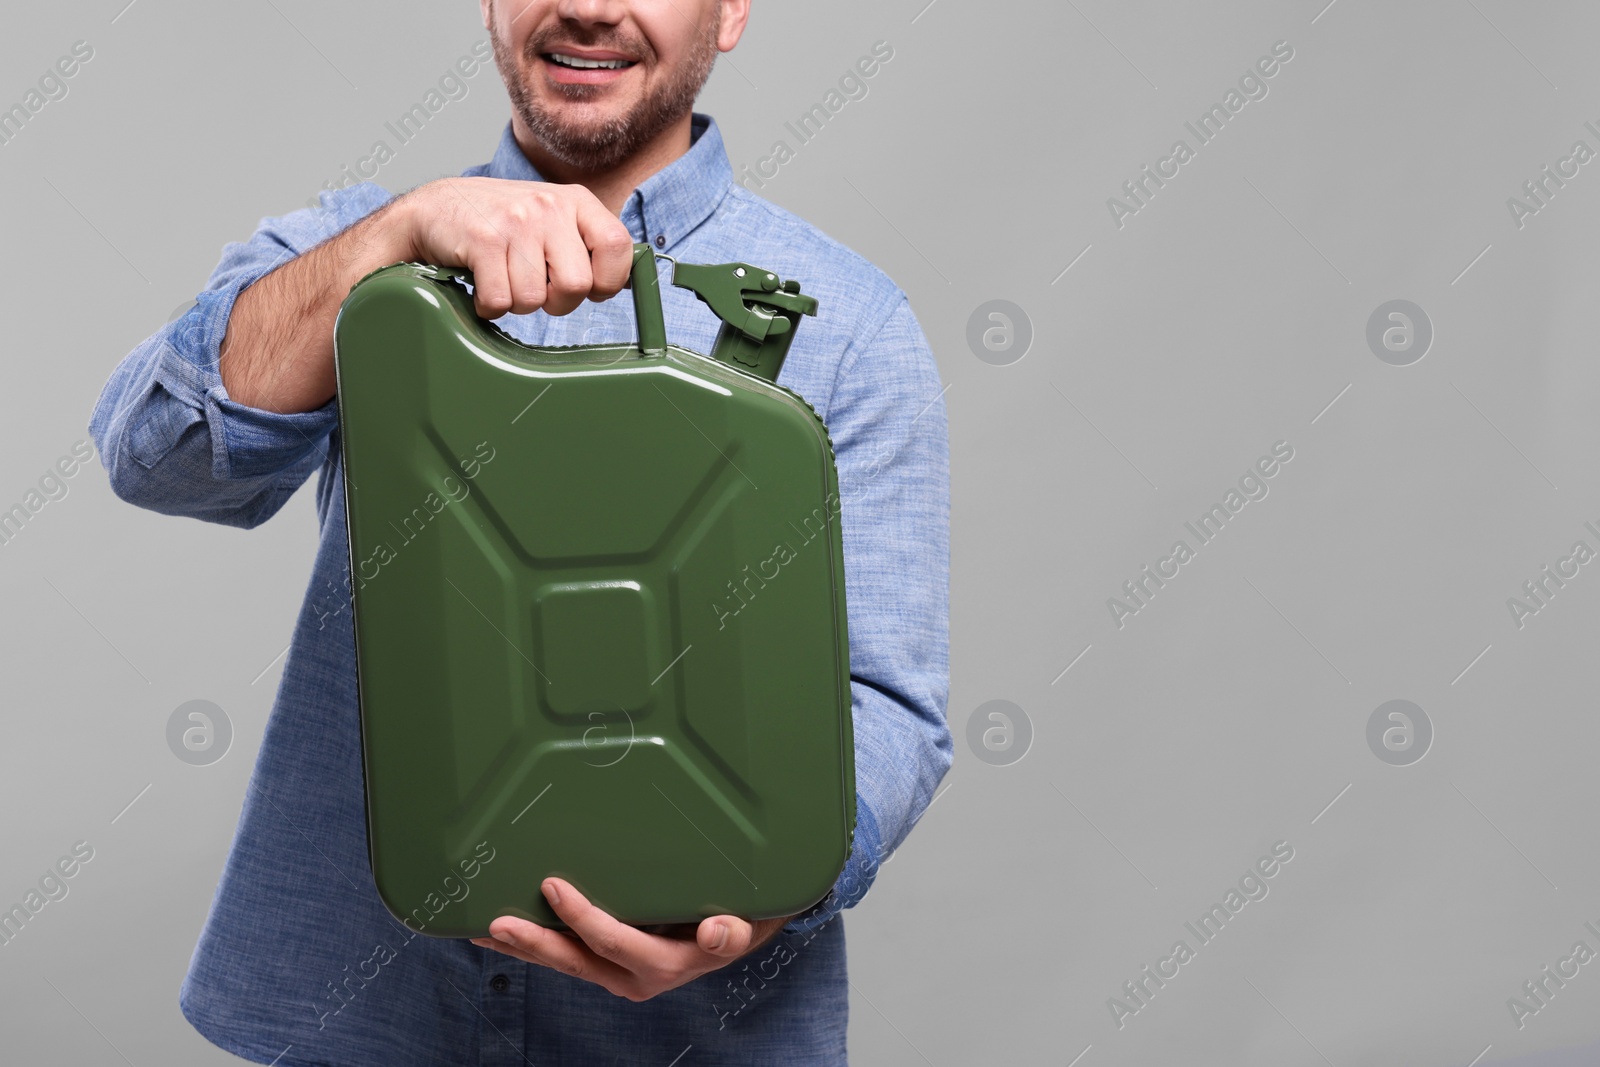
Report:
332,244,852,935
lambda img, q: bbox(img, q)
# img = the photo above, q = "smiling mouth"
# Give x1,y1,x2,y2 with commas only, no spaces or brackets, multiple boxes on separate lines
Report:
542,52,638,70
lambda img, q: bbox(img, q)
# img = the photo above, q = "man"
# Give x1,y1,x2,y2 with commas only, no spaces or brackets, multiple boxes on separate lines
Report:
88,1,949,1063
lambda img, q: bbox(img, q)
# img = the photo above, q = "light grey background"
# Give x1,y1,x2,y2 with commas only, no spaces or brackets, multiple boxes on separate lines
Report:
3,0,1598,1064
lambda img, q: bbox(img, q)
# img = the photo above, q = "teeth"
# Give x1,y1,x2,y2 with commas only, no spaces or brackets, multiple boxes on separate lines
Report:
549,53,631,69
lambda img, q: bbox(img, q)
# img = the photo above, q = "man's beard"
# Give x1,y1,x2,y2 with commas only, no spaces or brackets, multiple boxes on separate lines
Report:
489,2,721,173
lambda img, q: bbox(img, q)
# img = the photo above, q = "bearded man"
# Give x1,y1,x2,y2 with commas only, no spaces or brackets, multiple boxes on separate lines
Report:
88,3,950,1063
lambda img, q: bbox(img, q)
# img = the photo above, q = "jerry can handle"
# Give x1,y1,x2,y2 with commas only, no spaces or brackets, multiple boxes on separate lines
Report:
403,244,668,356
628,242,669,356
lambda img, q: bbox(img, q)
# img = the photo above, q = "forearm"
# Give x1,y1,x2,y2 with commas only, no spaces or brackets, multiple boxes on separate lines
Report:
218,195,415,413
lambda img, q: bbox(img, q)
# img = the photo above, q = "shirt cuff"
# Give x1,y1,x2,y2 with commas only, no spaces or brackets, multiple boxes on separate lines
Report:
155,272,340,480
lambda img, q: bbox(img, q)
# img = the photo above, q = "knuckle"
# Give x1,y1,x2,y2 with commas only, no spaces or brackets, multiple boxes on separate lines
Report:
590,931,625,960
518,276,547,304
553,268,593,299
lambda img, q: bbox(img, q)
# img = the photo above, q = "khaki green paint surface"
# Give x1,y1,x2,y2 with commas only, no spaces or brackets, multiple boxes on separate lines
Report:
332,253,853,936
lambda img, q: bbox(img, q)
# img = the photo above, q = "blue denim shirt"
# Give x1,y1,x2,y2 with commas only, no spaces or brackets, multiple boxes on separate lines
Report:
88,113,949,1067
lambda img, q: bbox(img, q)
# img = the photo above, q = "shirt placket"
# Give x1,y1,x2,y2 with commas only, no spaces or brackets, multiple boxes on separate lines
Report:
622,193,645,247
476,955,533,1067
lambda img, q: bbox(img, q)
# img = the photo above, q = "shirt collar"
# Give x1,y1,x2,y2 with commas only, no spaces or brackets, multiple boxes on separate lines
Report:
482,111,732,253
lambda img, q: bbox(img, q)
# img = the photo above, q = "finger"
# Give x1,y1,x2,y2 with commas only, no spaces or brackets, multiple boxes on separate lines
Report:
471,930,548,965
470,935,535,963
575,197,635,299
697,915,756,958
503,236,547,316
482,916,632,988
472,929,577,969
468,244,513,320
542,878,695,975
541,212,593,318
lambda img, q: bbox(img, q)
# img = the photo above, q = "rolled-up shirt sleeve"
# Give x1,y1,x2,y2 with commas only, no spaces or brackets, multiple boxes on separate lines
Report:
786,291,953,935
87,182,394,528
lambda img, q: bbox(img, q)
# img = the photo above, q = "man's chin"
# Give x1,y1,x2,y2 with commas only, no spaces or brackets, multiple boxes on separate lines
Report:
528,121,635,171
534,113,628,146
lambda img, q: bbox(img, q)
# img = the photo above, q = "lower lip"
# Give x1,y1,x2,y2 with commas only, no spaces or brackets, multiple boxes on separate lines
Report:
541,56,636,85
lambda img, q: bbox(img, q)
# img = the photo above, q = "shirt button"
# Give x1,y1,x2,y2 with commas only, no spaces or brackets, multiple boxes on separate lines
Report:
654,234,666,248
490,974,510,993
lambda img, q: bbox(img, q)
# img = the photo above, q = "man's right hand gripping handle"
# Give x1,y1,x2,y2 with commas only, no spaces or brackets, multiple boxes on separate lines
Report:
89,177,634,527
219,177,635,413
